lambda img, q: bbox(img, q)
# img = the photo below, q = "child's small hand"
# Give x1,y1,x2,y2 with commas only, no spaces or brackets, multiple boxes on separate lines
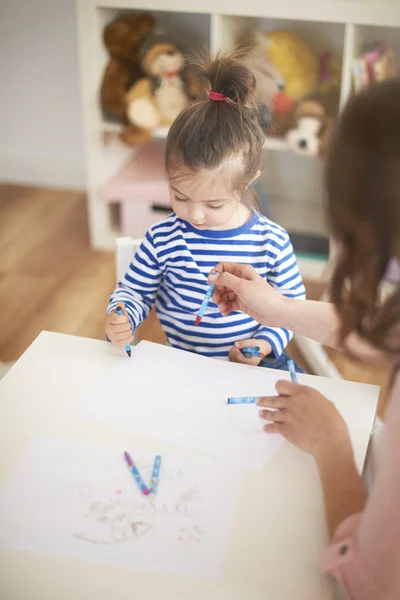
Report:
104,303,134,347
229,339,272,366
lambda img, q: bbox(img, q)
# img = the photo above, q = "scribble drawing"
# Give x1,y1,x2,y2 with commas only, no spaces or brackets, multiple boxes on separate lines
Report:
177,525,204,546
75,478,197,545
74,497,154,544
131,522,152,536
165,468,184,484
176,486,197,504
174,486,197,517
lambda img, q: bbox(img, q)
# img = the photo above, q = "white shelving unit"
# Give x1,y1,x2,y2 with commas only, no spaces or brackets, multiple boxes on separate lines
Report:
76,0,400,249
75,0,400,374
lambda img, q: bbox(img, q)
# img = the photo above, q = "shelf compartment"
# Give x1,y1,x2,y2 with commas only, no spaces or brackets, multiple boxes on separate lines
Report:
97,6,211,127
101,138,171,237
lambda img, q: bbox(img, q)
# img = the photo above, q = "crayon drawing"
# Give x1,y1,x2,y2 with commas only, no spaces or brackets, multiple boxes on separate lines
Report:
0,437,242,578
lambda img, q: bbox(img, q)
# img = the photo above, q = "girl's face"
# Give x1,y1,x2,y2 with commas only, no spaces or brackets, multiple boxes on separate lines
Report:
168,168,253,230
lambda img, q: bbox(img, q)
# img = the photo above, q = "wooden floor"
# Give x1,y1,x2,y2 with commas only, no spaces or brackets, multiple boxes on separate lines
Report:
0,184,115,361
0,184,392,416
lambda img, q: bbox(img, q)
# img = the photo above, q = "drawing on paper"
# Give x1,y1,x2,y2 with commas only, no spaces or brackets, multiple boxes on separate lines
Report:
0,437,243,578
72,461,199,546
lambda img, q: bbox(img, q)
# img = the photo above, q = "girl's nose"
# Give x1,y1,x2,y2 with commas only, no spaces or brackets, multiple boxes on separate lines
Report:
190,203,205,222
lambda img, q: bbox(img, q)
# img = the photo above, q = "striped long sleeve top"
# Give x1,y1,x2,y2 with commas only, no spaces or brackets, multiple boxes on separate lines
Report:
107,212,306,358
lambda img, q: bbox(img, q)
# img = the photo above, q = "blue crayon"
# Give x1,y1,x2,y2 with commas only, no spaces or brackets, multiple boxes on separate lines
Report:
123,451,149,496
241,347,264,358
115,307,131,357
227,396,258,405
287,359,298,383
149,455,162,502
195,283,215,326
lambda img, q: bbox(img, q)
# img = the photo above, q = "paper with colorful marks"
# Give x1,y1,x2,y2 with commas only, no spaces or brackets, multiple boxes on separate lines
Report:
0,437,242,578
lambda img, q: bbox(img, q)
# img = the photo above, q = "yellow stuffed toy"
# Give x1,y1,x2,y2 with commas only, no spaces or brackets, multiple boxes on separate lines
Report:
258,30,319,102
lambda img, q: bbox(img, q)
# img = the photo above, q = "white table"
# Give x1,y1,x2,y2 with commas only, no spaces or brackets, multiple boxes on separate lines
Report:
0,331,379,600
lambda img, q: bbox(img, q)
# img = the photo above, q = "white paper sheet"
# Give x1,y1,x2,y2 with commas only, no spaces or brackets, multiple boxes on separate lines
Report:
80,341,286,470
0,437,242,579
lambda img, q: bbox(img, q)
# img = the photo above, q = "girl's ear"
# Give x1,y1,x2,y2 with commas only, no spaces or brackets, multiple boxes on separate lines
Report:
246,170,261,189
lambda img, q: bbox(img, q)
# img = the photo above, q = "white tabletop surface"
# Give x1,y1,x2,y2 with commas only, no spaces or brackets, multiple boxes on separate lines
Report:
0,331,379,600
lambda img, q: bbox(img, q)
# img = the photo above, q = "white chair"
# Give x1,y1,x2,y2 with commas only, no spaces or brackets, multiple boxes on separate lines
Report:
115,236,142,282
115,236,142,345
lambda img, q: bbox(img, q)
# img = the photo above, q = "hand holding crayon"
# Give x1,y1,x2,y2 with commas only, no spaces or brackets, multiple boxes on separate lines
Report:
104,303,133,355
229,339,272,366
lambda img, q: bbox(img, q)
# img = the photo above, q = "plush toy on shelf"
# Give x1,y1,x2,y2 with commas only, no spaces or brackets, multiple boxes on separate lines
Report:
256,30,320,136
352,42,397,92
121,36,201,146
243,52,293,133
285,87,340,160
259,30,319,101
100,12,155,121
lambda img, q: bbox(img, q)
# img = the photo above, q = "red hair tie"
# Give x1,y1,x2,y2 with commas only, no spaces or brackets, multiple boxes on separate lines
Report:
208,90,228,101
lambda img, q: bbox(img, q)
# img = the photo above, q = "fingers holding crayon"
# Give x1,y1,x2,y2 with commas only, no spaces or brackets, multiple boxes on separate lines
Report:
229,339,272,366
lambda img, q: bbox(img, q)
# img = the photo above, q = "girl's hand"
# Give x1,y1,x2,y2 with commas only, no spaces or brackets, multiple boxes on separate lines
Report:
229,339,272,366
209,263,286,327
257,381,351,457
104,303,134,347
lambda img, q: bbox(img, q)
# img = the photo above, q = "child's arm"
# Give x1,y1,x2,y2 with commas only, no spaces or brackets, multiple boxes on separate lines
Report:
106,230,162,336
255,234,306,358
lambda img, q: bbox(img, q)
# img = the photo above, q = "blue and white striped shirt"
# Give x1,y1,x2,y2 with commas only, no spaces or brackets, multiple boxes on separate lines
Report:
108,212,305,358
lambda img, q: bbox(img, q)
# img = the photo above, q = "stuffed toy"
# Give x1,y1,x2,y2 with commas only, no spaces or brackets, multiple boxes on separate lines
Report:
258,30,319,102
352,42,397,92
318,50,342,94
100,13,155,121
243,52,293,133
256,30,320,137
121,36,200,146
285,88,340,159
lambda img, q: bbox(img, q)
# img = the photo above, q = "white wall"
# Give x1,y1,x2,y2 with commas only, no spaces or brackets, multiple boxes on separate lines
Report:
0,0,85,189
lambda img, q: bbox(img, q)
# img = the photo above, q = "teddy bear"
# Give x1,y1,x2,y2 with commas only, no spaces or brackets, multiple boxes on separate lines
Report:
121,36,201,146
100,12,155,121
260,30,319,101
285,88,340,160
255,31,344,142
256,30,321,137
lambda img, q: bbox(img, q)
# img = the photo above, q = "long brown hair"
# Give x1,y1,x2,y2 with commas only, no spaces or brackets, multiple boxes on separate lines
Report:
165,51,264,197
327,79,400,355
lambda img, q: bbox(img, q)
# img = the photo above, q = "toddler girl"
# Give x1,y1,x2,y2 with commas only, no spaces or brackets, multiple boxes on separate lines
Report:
105,52,306,370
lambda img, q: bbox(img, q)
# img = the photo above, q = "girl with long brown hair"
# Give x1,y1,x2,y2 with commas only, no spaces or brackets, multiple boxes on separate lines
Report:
209,79,400,599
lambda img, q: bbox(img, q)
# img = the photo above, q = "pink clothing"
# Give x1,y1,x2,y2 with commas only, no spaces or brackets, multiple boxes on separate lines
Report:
320,374,400,598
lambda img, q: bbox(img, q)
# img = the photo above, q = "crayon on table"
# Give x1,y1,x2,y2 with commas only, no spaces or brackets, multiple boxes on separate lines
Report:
287,359,298,383
123,451,149,496
241,347,264,359
194,283,215,326
227,396,258,405
149,455,162,502
115,307,131,357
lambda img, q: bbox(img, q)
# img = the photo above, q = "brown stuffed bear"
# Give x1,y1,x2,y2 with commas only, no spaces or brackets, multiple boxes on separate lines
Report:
121,36,201,146
285,88,340,159
100,12,155,121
